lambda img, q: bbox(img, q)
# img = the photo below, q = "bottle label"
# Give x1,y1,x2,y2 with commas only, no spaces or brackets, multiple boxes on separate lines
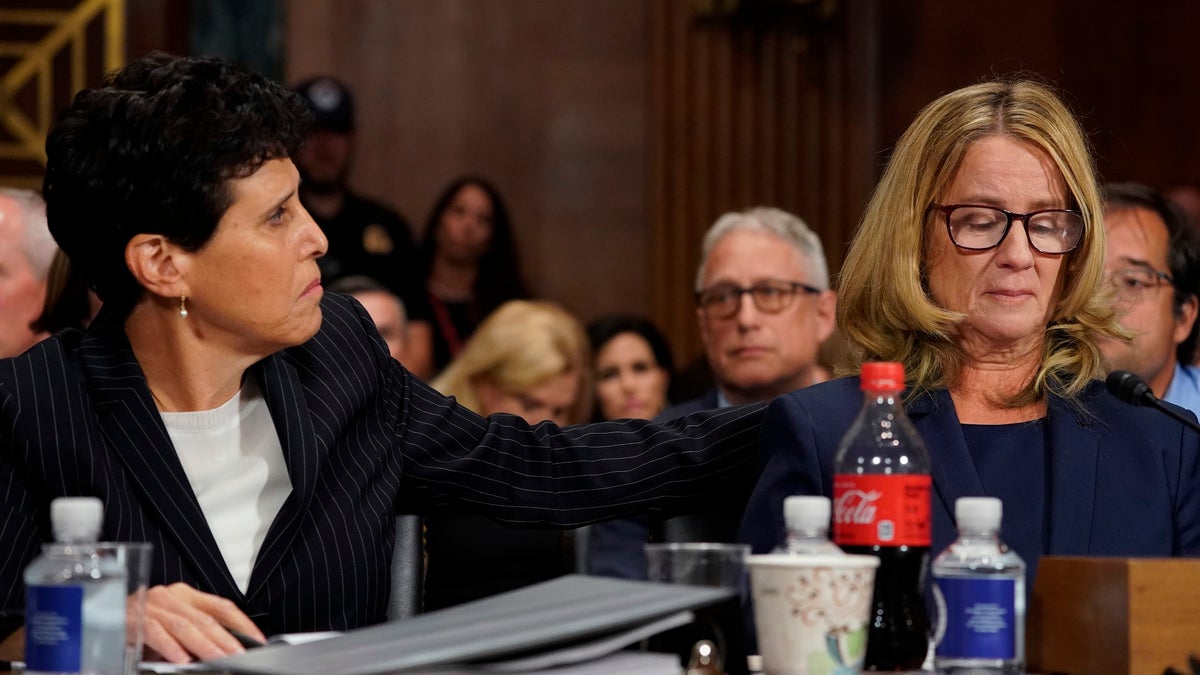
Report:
832,474,931,546
25,584,84,671
934,576,1018,659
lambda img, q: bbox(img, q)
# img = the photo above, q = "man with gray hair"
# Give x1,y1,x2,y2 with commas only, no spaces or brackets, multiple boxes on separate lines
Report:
588,206,836,578
0,188,55,357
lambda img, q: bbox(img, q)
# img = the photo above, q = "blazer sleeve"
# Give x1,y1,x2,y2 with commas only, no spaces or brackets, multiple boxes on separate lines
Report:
0,377,45,641
737,392,830,554
307,292,769,528
392,369,767,527
582,392,724,580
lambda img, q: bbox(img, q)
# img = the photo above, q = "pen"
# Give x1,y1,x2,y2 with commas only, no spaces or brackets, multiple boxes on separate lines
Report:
227,628,265,649
0,660,23,671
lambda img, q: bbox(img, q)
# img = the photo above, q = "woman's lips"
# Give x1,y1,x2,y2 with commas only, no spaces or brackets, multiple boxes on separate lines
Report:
986,289,1033,299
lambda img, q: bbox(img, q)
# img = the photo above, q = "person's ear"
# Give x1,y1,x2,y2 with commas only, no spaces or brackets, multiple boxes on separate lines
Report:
1173,294,1199,346
815,290,838,343
125,233,188,299
697,306,714,349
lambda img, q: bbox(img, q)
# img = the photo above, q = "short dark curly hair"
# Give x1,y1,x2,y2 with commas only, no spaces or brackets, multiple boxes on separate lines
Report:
43,52,311,315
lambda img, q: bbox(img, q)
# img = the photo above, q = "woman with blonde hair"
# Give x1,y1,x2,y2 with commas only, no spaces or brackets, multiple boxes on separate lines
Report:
425,299,593,609
432,299,592,426
741,78,1200,668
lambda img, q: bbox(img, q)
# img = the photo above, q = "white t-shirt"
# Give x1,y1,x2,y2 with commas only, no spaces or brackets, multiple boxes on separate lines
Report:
160,378,292,593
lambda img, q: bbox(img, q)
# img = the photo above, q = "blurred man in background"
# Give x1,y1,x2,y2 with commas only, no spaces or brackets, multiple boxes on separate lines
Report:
330,275,409,364
292,76,433,376
588,206,836,579
0,188,56,357
1098,182,1200,413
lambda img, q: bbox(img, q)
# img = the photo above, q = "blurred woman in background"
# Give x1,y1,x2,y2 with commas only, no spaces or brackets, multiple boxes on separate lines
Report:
420,176,529,373
586,314,674,422
431,300,590,426
424,299,592,608
31,250,101,335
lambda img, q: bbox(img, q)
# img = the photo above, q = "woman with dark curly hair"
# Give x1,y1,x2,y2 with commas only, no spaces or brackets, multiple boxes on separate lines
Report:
0,52,763,663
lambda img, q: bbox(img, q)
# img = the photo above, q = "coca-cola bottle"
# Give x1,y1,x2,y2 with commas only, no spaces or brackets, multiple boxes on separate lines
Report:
833,361,932,670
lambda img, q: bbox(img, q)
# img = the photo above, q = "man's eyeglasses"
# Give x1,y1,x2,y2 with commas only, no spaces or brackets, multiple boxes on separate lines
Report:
1107,265,1174,303
928,204,1085,255
695,280,822,319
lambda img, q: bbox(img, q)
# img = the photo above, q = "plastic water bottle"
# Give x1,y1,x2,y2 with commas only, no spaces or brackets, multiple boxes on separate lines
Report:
24,497,127,675
775,496,844,555
932,497,1025,674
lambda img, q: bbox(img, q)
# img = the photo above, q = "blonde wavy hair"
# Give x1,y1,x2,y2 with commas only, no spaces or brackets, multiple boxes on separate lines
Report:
836,78,1124,406
432,300,593,424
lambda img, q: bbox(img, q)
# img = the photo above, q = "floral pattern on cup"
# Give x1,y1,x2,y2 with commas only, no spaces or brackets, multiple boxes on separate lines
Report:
748,554,879,675
786,566,873,626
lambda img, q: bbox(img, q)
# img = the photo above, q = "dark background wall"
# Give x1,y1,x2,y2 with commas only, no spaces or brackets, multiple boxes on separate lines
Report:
70,0,1200,363
876,1,1200,189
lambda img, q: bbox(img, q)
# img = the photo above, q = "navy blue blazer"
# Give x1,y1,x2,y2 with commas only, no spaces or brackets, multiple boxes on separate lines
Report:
739,377,1200,587
0,295,764,639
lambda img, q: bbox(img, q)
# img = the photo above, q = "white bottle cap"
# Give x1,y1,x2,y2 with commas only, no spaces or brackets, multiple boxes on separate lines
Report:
51,496,103,543
784,495,831,531
955,496,1002,531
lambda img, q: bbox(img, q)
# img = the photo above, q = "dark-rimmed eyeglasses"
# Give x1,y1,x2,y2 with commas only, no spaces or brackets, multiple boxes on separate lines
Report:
695,280,822,319
1107,265,1174,303
928,203,1084,255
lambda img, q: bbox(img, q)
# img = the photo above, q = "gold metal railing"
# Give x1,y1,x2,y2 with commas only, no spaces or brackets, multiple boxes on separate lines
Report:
0,0,124,188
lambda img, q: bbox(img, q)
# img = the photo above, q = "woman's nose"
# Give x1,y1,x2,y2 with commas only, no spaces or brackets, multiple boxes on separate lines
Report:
994,219,1035,268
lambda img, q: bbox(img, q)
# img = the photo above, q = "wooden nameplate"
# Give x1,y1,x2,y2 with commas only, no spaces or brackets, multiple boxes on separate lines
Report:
1028,557,1200,675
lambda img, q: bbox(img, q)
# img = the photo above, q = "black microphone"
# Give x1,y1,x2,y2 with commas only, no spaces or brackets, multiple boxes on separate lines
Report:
1106,370,1200,434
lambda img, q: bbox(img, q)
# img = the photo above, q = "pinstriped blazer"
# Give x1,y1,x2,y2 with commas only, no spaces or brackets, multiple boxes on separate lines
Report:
0,294,764,638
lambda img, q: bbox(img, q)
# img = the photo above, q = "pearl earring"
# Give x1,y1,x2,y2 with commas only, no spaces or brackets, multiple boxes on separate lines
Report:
179,294,188,319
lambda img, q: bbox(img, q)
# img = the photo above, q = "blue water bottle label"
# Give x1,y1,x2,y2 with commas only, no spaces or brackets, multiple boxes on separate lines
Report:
25,584,84,671
935,576,1016,659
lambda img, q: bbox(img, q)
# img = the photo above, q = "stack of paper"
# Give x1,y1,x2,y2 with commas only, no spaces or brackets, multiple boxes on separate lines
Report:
209,574,734,674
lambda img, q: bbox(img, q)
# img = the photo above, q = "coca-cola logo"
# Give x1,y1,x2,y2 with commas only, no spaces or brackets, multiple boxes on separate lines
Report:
834,490,881,525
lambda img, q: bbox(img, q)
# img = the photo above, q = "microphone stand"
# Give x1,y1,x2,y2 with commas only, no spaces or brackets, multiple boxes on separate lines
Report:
1107,370,1200,434
1145,397,1200,435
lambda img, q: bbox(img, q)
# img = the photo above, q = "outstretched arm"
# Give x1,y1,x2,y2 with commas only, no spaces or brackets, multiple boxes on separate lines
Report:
738,393,830,554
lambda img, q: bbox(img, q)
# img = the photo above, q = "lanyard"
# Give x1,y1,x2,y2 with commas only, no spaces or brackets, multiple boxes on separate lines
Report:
429,292,465,357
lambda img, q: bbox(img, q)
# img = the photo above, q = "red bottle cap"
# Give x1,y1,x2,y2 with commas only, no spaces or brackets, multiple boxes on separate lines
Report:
860,361,904,392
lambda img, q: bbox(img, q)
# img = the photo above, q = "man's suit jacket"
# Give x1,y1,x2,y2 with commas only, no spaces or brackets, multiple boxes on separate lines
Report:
658,391,723,421
739,377,1200,586
0,295,764,638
